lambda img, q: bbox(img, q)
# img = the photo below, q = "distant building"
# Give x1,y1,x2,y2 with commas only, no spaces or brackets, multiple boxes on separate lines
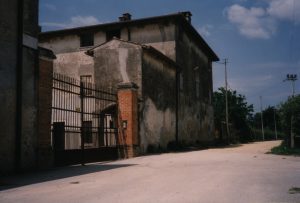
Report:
39,12,219,154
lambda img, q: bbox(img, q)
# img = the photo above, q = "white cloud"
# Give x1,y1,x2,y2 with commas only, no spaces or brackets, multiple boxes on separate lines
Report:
227,4,276,39
68,16,100,27
267,0,300,23
198,24,213,37
226,0,299,39
41,16,100,29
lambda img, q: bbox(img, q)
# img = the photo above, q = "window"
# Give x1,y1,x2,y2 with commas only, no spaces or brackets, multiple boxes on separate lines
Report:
80,75,93,96
83,121,92,144
106,29,121,41
80,33,94,47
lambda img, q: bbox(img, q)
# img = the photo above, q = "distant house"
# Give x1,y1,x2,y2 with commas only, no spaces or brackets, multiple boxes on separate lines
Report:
39,12,219,153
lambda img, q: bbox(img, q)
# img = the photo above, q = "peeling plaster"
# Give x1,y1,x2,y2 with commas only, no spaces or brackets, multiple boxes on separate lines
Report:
118,48,129,83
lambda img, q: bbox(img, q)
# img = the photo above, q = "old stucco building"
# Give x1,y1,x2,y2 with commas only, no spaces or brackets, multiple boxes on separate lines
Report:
39,12,219,153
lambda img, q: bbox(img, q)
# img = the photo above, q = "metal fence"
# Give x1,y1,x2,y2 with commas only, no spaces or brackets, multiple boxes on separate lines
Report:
51,72,118,153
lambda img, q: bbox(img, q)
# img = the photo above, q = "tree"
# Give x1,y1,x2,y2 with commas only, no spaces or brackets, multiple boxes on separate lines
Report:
252,106,282,140
279,94,300,147
213,88,254,143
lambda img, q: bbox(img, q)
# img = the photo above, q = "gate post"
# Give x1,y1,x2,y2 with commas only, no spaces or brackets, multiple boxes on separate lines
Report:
117,82,139,158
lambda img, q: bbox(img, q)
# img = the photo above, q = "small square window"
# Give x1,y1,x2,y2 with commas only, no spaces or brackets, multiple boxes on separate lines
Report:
106,29,121,41
80,33,94,47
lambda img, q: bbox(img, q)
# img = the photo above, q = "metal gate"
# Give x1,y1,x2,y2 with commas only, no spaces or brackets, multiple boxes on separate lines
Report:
51,73,118,166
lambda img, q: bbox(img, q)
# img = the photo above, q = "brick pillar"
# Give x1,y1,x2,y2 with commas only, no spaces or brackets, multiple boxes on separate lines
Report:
117,82,139,158
37,54,55,168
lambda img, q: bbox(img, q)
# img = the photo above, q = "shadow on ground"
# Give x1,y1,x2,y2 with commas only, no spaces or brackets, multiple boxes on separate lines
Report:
0,162,135,191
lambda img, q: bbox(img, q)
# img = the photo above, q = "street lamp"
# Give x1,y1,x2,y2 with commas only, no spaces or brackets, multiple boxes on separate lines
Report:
284,74,297,97
284,74,297,148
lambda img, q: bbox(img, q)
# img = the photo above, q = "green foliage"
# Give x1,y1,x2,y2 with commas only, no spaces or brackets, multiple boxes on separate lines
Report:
270,141,300,156
213,88,254,143
253,106,282,131
251,127,285,141
279,95,300,137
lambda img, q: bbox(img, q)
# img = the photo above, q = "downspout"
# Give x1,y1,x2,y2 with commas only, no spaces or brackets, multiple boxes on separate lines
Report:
175,22,179,145
175,69,179,144
15,0,24,172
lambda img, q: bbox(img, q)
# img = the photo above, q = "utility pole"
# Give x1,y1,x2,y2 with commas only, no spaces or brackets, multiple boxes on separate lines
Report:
273,108,278,140
214,58,230,143
260,96,265,141
284,74,297,148
224,59,230,143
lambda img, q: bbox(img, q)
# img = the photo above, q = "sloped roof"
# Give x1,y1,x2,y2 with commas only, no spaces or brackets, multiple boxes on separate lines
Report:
39,12,219,61
86,38,179,70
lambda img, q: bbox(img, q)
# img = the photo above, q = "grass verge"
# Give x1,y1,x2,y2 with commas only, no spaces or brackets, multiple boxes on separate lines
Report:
270,141,300,156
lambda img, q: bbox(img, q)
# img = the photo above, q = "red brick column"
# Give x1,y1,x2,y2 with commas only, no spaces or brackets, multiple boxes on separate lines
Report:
37,57,54,168
117,82,139,158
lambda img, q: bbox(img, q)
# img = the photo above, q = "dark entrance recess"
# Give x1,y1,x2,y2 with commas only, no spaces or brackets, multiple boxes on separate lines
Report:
51,73,118,166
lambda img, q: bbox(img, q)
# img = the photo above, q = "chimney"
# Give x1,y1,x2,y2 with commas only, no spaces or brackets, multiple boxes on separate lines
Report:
119,13,132,22
182,12,192,24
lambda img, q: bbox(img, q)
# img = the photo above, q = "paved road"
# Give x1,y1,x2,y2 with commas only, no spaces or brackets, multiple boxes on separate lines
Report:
1,141,300,203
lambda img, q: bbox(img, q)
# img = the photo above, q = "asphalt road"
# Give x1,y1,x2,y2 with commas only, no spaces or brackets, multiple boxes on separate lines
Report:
1,141,300,203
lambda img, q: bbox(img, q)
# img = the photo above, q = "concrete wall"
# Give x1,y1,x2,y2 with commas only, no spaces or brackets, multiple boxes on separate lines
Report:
39,35,94,81
0,0,18,173
91,40,176,153
0,0,39,174
93,40,142,93
130,23,176,60
39,22,176,79
176,25,214,144
140,51,176,152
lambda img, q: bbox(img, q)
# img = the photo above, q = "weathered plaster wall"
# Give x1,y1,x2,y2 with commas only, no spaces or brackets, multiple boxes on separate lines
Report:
176,26,214,144
0,0,18,173
53,51,94,80
40,35,80,54
140,51,176,152
21,47,38,170
130,23,176,60
40,35,95,82
0,0,39,173
93,40,142,93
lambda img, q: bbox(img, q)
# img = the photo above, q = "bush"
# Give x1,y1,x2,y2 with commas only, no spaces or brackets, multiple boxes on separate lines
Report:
252,128,285,141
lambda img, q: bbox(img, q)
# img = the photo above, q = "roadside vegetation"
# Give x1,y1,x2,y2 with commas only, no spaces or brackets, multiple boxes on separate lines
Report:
270,141,300,156
213,88,300,150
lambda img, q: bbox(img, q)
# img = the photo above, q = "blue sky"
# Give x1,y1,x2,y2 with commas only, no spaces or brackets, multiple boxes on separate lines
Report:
39,0,300,112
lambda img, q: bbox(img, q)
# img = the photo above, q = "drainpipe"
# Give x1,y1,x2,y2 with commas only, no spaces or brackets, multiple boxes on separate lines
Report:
175,69,180,144
15,0,24,172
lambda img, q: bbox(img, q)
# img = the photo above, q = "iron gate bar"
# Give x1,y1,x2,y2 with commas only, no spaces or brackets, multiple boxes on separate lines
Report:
51,72,119,166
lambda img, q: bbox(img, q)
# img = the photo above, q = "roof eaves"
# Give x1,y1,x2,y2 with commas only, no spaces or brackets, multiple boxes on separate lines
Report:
39,12,187,39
